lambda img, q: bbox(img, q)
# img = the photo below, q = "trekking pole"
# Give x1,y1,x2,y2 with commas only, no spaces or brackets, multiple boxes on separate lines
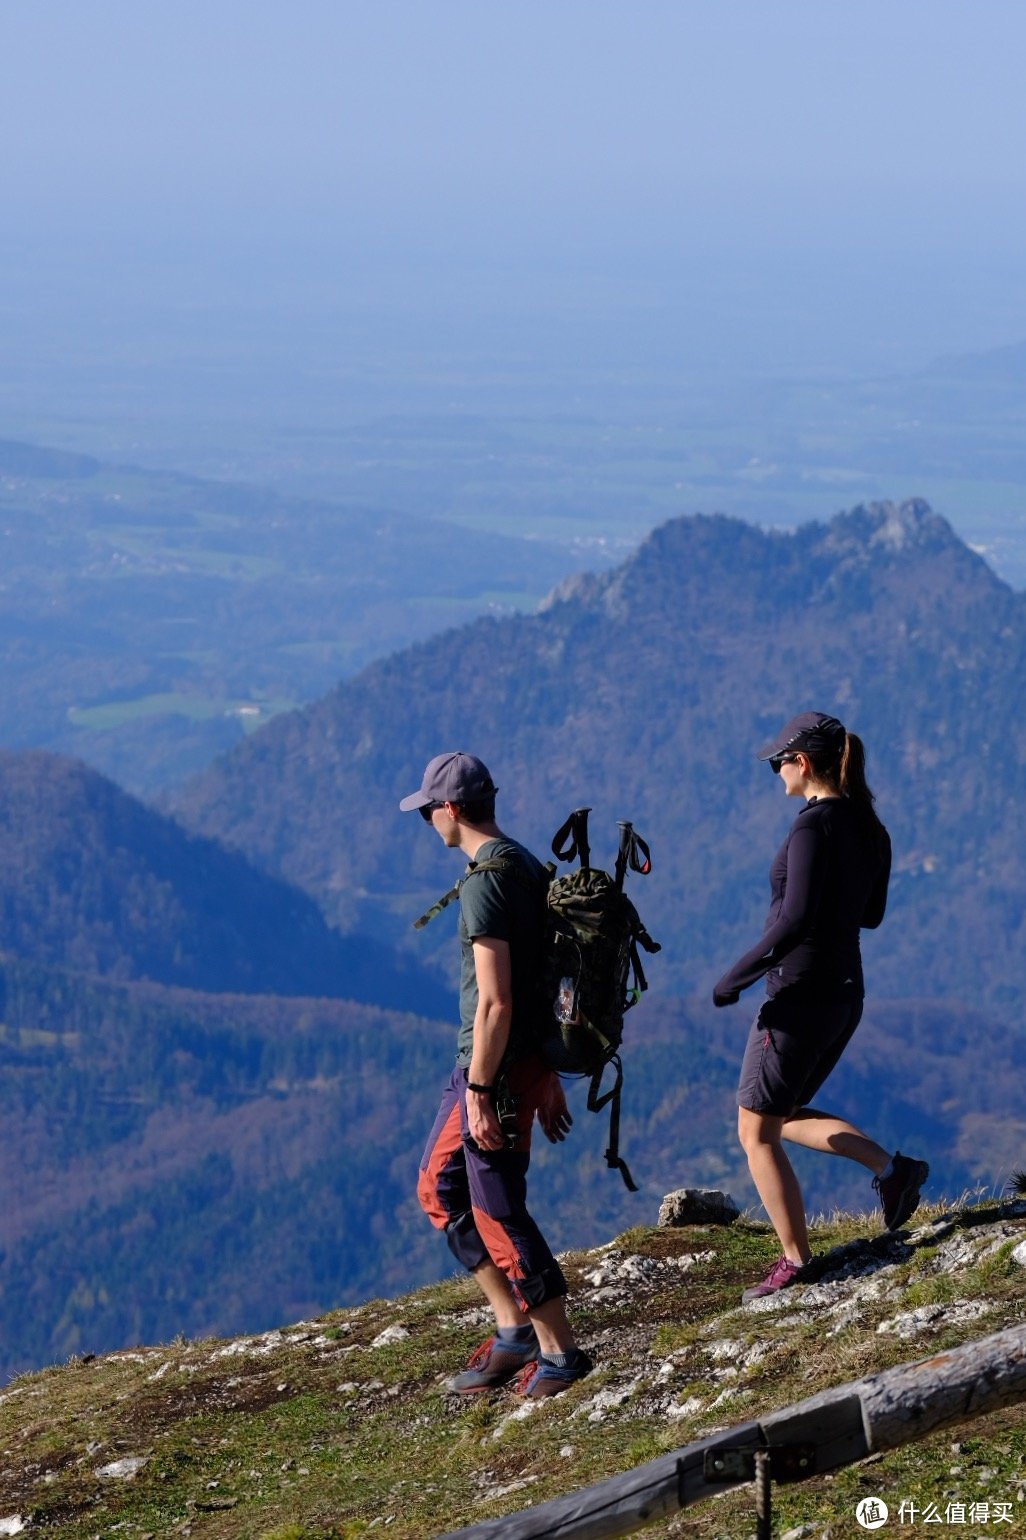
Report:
614,821,633,891
575,808,591,870
615,821,652,890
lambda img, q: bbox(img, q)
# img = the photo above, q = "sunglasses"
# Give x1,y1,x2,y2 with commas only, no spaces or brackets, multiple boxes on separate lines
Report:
770,753,800,774
419,801,444,822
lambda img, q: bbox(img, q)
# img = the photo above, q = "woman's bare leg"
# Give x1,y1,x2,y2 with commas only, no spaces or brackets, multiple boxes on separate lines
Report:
782,1107,890,1174
737,1106,811,1263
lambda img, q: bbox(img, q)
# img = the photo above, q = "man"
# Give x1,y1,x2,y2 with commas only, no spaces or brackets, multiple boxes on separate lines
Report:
400,751,592,1398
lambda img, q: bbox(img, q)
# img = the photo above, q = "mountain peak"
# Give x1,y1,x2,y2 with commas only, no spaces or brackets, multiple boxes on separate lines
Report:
824,497,963,558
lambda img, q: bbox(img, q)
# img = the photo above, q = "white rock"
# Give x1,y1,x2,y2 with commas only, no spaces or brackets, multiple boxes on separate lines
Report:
1012,1239,1026,1268
705,1338,744,1361
0,1518,26,1537
488,1402,537,1439
211,1331,284,1360
371,1325,410,1347
589,1388,633,1419
658,1189,740,1227
586,1286,624,1304
487,1477,539,1501
573,1379,643,1423
876,1299,990,1339
709,1385,739,1408
96,1456,148,1479
584,1254,661,1289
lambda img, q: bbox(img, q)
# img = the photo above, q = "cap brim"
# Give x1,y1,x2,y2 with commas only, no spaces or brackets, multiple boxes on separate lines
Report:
399,789,432,811
755,738,786,760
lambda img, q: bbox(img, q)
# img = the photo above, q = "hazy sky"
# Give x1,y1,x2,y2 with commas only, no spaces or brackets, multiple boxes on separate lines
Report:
3,2,1026,453
6,2,1026,218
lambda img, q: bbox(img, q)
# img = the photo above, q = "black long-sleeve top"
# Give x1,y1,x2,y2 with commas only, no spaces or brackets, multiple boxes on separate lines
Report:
715,796,891,1003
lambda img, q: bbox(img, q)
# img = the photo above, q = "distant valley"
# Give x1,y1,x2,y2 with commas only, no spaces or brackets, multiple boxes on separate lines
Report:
0,438,605,796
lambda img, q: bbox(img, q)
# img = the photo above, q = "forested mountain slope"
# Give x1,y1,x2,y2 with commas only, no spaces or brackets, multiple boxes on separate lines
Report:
174,499,1026,1018
0,749,452,1013
2,949,1024,1384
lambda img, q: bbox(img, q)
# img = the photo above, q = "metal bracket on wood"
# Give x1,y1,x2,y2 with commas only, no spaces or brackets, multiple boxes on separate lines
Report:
704,1442,817,1540
703,1441,817,1484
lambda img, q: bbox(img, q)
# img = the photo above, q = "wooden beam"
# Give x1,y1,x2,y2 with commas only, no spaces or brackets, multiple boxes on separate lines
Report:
436,1321,1026,1540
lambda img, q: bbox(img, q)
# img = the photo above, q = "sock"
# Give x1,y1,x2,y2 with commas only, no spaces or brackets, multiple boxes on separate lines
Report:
879,1157,896,1181
497,1324,536,1346
541,1351,576,1369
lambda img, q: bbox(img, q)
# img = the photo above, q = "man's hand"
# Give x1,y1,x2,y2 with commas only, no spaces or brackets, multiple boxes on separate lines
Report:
466,1087,505,1150
713,980,740,1008
536,1071,573,1143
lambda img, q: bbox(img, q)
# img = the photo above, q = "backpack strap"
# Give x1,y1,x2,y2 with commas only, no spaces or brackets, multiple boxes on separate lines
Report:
586,1054,638,1192
411,856,512,930
412,880,463,931
412,855,551,930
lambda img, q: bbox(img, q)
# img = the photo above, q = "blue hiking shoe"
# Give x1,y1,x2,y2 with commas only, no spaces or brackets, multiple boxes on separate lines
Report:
513,1349,594,1399
450,1331,539,1394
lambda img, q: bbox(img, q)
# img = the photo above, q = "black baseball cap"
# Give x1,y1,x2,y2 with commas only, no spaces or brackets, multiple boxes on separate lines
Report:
399,752,498,811
756,712,846,761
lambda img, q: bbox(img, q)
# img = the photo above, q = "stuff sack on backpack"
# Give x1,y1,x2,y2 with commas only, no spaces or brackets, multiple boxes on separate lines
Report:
538,867,653,1077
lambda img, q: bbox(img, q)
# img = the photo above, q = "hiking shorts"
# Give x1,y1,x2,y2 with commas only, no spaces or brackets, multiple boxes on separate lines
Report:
417,1057,567,1311
737,985,863,1118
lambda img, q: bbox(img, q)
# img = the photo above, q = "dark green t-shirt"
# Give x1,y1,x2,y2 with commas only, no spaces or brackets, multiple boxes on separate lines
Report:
455,836,546,1065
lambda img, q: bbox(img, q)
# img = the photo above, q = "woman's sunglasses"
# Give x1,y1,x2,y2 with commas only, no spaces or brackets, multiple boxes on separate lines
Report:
770,753,800,774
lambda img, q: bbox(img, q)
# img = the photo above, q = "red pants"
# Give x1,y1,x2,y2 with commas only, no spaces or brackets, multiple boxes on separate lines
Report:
417,1058,567,1310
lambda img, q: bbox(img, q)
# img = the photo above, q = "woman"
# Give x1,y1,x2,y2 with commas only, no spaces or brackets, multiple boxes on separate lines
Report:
713,711,928,1302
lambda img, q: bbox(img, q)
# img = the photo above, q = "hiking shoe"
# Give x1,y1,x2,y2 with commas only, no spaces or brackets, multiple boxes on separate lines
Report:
513,1349,594,1399
450,1332,539,1393
874,1153,930,1231
741,1255,804,1303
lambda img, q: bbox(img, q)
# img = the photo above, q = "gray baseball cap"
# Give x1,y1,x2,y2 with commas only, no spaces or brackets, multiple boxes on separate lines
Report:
756,712,846,760
399,752,498,811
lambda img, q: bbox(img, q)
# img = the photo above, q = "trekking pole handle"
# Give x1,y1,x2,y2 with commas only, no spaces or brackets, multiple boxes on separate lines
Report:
552,807,593,869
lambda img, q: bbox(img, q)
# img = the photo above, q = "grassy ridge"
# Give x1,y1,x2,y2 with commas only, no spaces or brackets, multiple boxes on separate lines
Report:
1,1198,1024,1538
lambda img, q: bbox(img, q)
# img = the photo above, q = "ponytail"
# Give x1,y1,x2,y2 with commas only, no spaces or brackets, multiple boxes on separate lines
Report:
808,729,888,855
839,732,888,854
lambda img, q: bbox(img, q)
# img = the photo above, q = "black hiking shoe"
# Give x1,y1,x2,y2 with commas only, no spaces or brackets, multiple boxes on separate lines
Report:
874,1152,930,1231
513,1349,594,1399
450,1332,539,1393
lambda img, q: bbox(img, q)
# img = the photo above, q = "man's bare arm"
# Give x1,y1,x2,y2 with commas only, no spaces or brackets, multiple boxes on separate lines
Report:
466,936,513,1149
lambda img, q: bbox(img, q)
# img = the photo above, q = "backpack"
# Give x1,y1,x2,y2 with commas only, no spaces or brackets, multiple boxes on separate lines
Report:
412,807,660,1191
535,808,661,1190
